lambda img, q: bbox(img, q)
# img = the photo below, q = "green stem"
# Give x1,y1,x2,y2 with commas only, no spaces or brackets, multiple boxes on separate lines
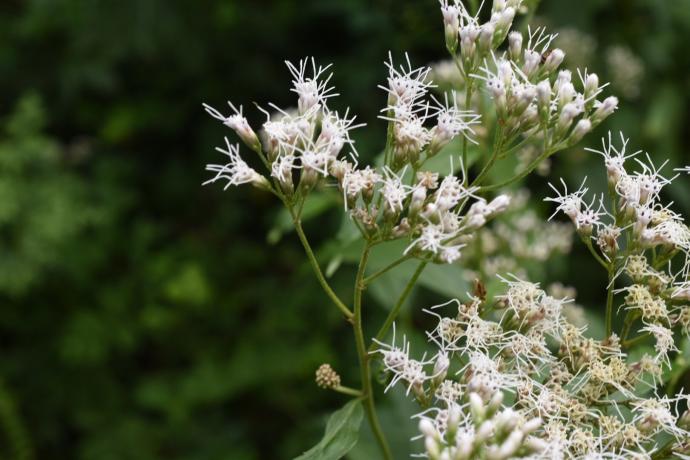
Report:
353,243,392,460
583,237,608,270
472,125,505,187
621,311,639,342
363,255,412,285
369,261,428,351
479,146,558,192
623,332,652,349
461,80,474,183
333,385,364,398
605,262,615,338
291,214,354,320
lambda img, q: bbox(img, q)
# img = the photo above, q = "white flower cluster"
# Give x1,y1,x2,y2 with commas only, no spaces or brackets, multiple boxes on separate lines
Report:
380,54,481,167
376,278,690,459
203,57,364,194
200,1,690,458
331,51,513,264
440,0,616,148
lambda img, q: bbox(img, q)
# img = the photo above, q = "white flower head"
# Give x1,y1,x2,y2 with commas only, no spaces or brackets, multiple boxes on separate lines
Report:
545,177,589,222
285,57,339,114
380,52,434,107
316,108,365,161
429,92,482,151
639,324,677,366
381,167,411,215
204,138,265,189
203,101,260,149
585,131,640,185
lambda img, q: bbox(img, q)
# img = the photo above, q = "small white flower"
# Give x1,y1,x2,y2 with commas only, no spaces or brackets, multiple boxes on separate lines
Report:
429,92,481,151
204,138,265,189
285,57,339,114
585,132,640,185
545,177,589,222
203,101,260,149
316,109,365,160
381,167,411,215
380,52,434,107
639,324,677,366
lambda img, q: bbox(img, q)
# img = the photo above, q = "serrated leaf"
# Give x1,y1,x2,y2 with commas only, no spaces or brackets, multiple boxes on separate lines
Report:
295,399,364,460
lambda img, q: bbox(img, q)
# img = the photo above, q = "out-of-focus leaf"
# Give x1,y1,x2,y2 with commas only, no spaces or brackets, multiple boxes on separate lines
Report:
348,388,418,460
267,191,340,244
294,399,364,460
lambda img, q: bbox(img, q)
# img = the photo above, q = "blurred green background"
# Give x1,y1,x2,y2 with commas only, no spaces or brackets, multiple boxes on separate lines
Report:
1,0,690,458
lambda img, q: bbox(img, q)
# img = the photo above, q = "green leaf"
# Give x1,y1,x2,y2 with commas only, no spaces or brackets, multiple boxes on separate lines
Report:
295,399,364,460
267,191,340,244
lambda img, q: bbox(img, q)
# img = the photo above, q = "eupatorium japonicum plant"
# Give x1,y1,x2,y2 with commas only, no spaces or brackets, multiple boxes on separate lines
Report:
202,0,690,458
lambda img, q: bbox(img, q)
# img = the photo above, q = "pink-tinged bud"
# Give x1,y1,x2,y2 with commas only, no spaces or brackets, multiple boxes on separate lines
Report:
508,32,523,61
441,4,460,53
488,194,511,214
478,23,495,54
568,119,592,145
419,418,438,438
584,73,600,99
536,80,552,112
523,50,541,77
495,7,515,36
459,25,479,62
203,102,262,152
593,96,619,123
470,392,486,421
543,48,565,73
556,102,581,136
522,417,542,434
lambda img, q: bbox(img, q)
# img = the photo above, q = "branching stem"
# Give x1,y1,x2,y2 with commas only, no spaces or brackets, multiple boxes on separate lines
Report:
369,261,428,352
291,211,353,320
353,242,392,460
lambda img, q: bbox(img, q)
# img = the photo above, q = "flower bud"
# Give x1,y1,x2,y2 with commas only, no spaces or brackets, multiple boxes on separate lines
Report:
592,96,619,124
556,102,581,136
409,186,427,217
584,72,600,100
433,353,450,385
522,417,542,434
470,392,486,421
508,32,523,61
496,7,515,32
536,80,552,114
476,420,495,443
479,23,495,55
459,25,480,63
441,4,460,53
251,174,273,192
679,409,690,430
419,418,438,438
488,194,511,214
568,119,592,145
425,436,441,460
488,390,504,413
523,50,541,78
315,364,341,389
543,48,565,73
